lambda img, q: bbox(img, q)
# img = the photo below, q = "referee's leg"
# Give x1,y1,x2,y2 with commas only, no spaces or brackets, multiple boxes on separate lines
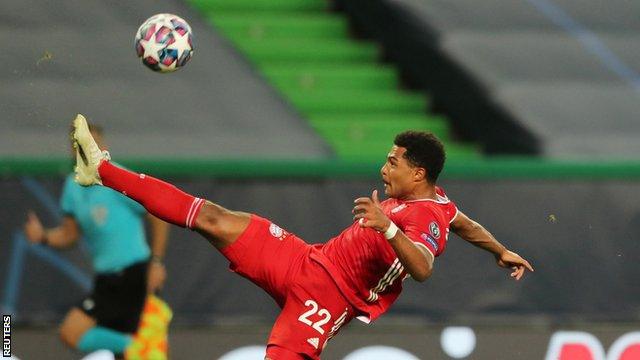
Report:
59,307,96,349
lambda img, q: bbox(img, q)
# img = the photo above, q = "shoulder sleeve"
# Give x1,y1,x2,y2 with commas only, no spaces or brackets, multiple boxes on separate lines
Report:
397,207,443,258
449,201,459,224
436,188,459,223
60,176,76,216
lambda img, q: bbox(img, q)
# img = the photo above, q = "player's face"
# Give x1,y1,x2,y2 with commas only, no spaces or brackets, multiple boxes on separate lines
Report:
380,146,419,199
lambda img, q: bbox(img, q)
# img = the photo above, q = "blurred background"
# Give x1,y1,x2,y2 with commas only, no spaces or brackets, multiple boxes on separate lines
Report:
2,0,640,359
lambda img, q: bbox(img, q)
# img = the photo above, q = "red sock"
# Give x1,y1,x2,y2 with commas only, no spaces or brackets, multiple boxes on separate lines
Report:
98,161,204,228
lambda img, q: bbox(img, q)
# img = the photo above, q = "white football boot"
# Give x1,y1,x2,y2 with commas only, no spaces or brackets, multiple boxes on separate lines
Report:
72,114,110,186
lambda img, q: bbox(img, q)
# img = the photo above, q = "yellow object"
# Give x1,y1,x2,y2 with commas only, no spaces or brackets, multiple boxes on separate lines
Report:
126,295,173,360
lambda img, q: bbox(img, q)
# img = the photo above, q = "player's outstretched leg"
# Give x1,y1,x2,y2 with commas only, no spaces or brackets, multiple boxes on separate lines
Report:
71,114,249,249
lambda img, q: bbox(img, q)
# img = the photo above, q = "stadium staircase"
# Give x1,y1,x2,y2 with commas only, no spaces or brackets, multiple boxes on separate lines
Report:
188,0,479,161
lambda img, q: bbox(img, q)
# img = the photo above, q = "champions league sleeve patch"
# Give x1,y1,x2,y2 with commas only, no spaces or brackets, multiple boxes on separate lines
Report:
420,233,439,252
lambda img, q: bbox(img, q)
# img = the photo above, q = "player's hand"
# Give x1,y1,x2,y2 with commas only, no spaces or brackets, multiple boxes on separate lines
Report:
496,250,534,281
147,260,167,294
24,211,46,244
353,190,391,232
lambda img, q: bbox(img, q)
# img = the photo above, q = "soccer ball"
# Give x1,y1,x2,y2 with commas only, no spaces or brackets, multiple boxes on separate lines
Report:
135,13,194,73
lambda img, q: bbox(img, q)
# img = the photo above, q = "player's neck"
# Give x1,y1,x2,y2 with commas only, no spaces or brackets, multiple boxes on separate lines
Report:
400,184,436,201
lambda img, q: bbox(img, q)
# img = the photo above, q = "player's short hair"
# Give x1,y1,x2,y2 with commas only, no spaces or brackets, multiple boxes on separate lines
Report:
394,131,446,183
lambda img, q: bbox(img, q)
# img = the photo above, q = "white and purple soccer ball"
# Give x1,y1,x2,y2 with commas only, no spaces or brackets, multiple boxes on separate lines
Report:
135,13,194,73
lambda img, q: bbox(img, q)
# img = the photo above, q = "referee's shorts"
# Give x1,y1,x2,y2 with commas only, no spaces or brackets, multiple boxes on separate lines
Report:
77,260,148,333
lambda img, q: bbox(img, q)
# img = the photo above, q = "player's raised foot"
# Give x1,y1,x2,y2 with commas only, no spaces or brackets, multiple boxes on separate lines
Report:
72,114,110,186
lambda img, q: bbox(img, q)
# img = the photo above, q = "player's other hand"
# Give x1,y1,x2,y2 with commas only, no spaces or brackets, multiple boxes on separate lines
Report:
24,211,45,244
496,250,534,281
147,261,167,294
353,190,391,232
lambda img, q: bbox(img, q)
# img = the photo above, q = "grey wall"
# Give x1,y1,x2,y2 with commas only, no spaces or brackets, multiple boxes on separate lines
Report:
337,0,640,158
0,0,330,160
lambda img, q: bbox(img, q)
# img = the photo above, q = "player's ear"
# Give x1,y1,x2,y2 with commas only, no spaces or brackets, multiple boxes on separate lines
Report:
414,167,427,182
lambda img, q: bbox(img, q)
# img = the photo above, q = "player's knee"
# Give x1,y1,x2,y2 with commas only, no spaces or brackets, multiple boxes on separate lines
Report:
195,202,228,233
195,202,250,241
195,202,244,231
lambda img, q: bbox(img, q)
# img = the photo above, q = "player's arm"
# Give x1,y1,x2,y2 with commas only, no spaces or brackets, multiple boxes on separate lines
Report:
24,211,80,248
385,230,433,282
146,213,170,293
450,211,534,280
353,190,433,282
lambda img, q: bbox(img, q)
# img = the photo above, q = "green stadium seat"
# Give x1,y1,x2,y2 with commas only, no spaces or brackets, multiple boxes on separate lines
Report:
187,0,480,161
211,14,347,40
191,0,327,12
263,64,397,91
308,114,450,141
232,38,378,64
285,90,426,114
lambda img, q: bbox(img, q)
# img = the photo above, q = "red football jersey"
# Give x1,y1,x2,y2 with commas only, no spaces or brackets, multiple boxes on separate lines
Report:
310,187,458,323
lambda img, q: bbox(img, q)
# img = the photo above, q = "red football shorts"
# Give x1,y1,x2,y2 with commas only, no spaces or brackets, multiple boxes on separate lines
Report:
220,215,356,359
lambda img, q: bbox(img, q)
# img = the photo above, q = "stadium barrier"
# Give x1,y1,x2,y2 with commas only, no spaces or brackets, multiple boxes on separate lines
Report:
9,324,640,359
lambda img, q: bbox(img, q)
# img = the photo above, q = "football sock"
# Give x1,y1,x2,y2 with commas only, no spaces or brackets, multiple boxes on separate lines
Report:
98,161,204,228
77,326,132,353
